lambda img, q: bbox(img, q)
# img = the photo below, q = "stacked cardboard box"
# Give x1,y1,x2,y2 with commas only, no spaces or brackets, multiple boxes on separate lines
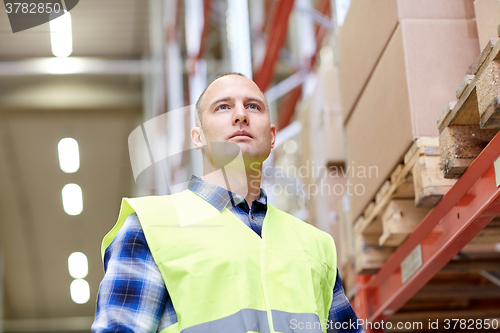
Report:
339,0,476,122
297,64,346,232
339,0,480,224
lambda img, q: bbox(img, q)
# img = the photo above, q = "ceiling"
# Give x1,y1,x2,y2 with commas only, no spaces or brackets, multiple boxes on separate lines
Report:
0,0,148,330
0,0,149,59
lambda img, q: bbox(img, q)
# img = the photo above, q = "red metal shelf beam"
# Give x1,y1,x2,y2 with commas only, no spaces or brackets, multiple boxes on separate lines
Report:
277,0,331,130
187,0,212,76
354,131,500,330
254,0,295,91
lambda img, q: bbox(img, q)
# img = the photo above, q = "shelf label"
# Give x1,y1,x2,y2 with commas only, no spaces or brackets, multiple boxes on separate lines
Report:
494,156,500,187
401,244,422,284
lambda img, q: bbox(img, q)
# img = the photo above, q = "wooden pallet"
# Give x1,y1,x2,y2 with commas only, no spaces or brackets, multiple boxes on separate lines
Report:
438,38,500,179
379,199,430,247
355,138,455,236
354,178,500,274
353,138,457,274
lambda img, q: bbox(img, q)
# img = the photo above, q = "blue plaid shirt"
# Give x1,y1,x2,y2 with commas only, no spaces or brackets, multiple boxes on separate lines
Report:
92,176,363,333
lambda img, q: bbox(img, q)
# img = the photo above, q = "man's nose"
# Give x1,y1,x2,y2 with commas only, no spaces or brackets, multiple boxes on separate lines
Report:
233,104,249,125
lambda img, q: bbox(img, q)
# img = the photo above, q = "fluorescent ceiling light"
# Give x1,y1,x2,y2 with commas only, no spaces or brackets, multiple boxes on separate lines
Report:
58,138,80,173
49,10,73,57
70,279,90,304
68,252,88,279
62,183,83,216
41,57,85,75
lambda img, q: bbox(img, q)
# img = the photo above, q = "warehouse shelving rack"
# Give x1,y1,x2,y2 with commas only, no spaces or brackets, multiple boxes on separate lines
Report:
353,131,500,332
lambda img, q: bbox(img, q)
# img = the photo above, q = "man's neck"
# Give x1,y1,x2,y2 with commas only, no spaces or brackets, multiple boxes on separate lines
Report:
202,160,263,206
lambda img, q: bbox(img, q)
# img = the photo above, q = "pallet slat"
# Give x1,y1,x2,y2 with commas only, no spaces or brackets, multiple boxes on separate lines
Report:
456,75,474,99
379,200,430,247
480,94,500,128
413,152,456,206
471,38,497,75
439,125,498,179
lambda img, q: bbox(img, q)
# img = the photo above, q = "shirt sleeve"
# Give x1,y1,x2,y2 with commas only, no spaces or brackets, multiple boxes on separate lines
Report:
327,270,364,333
92,213,178,333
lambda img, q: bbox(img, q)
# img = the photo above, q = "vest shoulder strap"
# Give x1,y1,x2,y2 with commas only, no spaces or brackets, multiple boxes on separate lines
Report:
100,194,173,260
101,190,220,260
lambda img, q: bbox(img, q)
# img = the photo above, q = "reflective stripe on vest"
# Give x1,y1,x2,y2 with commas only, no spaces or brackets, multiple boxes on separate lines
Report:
181,309,323,333
102,190,337,333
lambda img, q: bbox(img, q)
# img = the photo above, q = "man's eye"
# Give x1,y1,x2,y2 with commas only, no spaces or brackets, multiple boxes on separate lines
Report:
248,104,259,110
216,105,228,110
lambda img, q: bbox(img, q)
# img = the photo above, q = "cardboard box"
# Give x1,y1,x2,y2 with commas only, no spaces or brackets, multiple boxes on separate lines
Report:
474,0,500,50
339,0,476,123
298,67,345,169
345,19,479,224
318,66,345,165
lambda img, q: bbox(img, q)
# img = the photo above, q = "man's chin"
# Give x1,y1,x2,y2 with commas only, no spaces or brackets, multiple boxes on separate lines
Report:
229,141,252,153
223,141,270,165
241,151,269,165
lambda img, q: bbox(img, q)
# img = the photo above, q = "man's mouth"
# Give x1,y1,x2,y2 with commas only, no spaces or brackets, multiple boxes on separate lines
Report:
230,130,253,139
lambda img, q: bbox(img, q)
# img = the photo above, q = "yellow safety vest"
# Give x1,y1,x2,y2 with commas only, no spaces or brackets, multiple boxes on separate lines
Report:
102,190,337,333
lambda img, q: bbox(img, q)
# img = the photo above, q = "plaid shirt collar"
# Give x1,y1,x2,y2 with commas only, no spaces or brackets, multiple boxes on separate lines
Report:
187,175,267,212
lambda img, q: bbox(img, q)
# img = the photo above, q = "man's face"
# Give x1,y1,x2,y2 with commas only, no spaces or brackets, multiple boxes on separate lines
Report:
193,75,276,165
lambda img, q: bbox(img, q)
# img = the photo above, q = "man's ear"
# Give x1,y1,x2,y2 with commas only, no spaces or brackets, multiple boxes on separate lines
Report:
270,124,277,149
191,126,204,149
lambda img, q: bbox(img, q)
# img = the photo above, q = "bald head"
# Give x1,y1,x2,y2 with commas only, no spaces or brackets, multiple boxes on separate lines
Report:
190,72,277,168
195,73,269,127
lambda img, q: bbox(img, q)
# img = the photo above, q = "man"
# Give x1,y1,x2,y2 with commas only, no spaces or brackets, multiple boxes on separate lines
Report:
92,73,364,333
